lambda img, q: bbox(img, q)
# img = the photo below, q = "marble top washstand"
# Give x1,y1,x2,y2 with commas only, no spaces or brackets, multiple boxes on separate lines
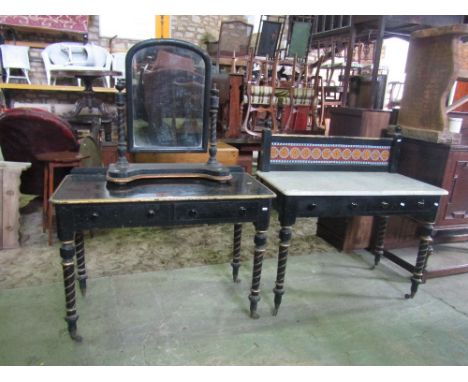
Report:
256,171,448,197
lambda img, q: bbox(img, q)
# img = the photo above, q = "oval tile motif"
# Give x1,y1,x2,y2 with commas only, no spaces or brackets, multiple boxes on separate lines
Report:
311,148,321,160
371,149,380,161
332,148,342,160
271,146,279,159
279,147,290,159
301,147,311,160
290,147,301,159
322,148,332,160
352,149,361,160
362,149,371,161
380,149,390,161
342,148,352,160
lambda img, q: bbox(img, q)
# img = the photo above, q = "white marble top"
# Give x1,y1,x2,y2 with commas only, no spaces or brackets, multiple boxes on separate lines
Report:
256,171,448,197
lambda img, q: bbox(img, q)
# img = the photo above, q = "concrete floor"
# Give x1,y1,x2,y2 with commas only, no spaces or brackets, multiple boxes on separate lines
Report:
1,233,468,365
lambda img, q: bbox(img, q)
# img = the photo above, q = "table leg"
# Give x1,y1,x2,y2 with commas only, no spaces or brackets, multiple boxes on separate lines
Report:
47,163,55,245
42,163,49,233
231,223,242,283
405,221,434,299
249,229,267,319
273,226,292,316
371,215,388,268
60,239,82,342
75,231,88,296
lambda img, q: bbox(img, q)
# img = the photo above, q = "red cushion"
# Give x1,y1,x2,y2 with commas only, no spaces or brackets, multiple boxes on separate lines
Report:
0,108,79,195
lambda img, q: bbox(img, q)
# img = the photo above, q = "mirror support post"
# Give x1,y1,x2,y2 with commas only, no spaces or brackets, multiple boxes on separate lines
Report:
116,80,129,169
207,85,219,166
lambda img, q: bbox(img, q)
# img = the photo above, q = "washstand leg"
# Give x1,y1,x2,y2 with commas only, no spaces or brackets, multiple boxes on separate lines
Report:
249,229,267,319
273,226,292,316
371,215,388,269
405,222,434,299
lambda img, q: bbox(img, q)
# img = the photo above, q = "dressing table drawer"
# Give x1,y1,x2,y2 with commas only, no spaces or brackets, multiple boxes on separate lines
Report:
175,200,261,222
71,203,172,228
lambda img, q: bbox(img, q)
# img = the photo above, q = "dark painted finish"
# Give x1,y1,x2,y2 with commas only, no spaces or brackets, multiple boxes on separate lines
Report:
52,172,274,340
257,130,445,315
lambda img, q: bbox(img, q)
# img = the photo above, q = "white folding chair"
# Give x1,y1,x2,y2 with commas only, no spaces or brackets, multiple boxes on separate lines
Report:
0,44,31,84
111,52,126,86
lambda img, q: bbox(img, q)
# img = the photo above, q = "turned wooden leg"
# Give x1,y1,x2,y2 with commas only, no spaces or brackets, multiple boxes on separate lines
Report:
371,215,388,268
231,223,242,283
42,163,49,233
75,231,88,296
249,230,267,319
273,226,292,316
405,222,434,299
61,239,82,342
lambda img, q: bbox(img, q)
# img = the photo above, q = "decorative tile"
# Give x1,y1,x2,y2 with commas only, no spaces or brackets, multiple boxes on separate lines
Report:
270,142,391,166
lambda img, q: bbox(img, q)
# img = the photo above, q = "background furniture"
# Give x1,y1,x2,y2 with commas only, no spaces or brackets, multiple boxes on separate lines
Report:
41,42,113,86
0,44,31,84
210,21,253,73
286,17,313,60
0,161,31,249
133,141,238,166
36,151,88,245
212,72,244,138
254,16,285,58
256,130,447,315
242,52,279,137
110,52,126,85
327,107,391,137
0,107,79,196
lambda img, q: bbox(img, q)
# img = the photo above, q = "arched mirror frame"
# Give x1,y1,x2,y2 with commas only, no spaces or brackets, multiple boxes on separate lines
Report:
125,38,211,153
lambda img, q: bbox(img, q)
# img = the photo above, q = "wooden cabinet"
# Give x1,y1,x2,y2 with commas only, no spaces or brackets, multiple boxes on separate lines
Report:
328,107,391,137
396,138,468,244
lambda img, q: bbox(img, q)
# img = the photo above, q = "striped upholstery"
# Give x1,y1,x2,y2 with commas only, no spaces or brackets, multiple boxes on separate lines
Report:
244,85,277,105
277,87,315,106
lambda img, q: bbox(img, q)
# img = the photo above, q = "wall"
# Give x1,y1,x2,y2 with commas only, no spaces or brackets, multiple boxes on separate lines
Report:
170,15,249,47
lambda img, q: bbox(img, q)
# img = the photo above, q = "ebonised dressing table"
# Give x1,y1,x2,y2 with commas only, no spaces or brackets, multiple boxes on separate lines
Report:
256,129,448,315
50,39,275,341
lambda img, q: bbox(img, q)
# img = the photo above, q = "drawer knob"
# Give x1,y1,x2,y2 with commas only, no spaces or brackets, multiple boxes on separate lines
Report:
90,212,99,221
400,202,406,208
239,206,247,216
147,209,157,218
188,209,198,217
417,200,425,208
349,202,359,209
307,203,317,211
380,201,390,209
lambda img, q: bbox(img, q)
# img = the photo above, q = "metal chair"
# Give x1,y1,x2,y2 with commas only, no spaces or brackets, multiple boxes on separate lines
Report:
0,44,31,84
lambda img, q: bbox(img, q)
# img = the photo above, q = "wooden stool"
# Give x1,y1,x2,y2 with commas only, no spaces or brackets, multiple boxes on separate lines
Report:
36,151,89,245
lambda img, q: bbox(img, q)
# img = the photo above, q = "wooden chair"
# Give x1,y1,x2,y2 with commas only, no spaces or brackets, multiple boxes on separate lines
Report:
281,56,324,133
241,50,279,137
210,20,253,73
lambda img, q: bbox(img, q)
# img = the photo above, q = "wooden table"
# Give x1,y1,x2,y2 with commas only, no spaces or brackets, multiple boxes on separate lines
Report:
50,168,275,341
54,69,121,118
36,151,89,245
256,130,448,315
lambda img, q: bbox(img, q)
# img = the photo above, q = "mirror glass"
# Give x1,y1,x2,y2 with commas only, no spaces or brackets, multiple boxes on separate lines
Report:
129,43,207,151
